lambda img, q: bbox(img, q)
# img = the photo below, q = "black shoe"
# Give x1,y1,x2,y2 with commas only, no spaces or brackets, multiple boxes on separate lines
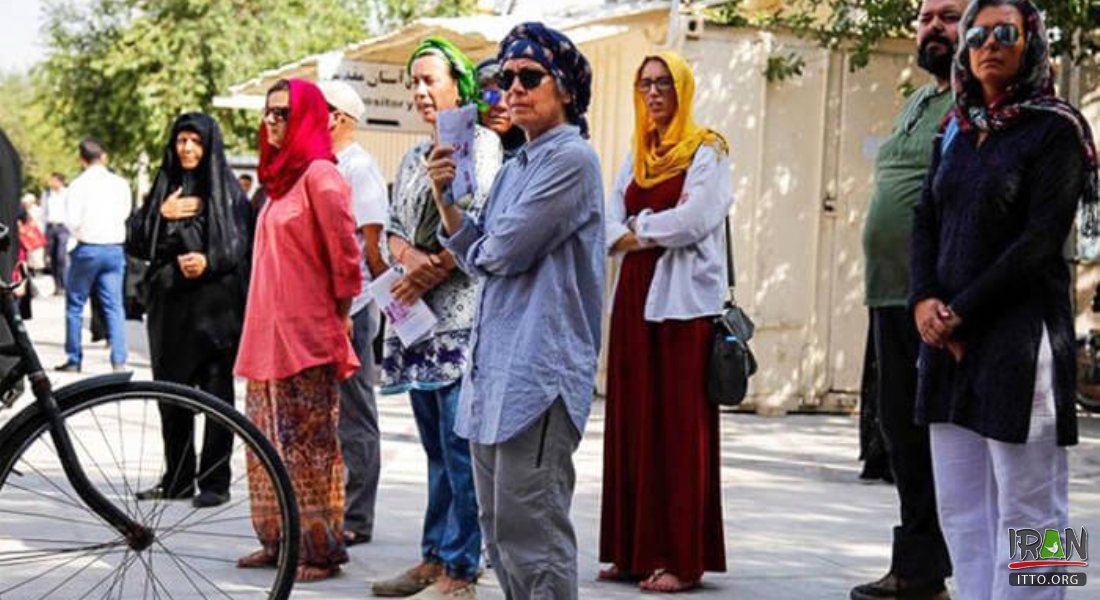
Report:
850,573,949,600
135,485,194,501
54,361,81,373
191,490,230,508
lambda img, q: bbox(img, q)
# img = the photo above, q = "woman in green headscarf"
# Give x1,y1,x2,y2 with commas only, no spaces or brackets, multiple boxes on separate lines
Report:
371,37,502,599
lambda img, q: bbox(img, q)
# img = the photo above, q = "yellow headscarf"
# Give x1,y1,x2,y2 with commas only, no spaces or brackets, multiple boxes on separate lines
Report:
632,51,728,189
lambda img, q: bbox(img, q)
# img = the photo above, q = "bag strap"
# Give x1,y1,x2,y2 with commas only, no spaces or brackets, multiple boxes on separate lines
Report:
724,216,736,302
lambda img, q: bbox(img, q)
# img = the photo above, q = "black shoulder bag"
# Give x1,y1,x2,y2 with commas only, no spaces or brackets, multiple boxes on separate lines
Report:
706,217,757,406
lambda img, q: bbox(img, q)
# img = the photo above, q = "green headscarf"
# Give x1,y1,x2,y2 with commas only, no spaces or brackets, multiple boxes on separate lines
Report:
407,36,482,253
407,36,482,110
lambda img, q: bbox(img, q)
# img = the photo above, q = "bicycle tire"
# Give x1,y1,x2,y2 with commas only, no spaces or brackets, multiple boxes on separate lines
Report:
0,379,299,599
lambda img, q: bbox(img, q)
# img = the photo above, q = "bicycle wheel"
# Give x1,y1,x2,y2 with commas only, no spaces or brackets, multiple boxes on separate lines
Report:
0,380,299,599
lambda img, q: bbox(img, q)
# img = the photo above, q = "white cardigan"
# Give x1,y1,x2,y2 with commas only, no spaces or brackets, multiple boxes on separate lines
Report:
606,145,734,322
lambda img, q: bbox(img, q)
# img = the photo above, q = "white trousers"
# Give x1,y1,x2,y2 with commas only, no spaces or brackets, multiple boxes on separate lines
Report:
929,329,1069,600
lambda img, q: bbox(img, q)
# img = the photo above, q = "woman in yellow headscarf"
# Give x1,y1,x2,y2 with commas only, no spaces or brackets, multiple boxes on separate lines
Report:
600,51,733,594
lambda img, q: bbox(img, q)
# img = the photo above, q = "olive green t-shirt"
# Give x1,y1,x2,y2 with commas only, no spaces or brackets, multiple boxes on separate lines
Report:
862,84,953,307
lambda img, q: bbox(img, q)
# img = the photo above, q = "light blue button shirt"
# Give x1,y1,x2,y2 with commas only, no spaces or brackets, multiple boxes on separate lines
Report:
440,124,605,445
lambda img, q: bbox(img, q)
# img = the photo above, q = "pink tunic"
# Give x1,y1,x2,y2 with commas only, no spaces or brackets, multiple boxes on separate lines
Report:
235,161,362,381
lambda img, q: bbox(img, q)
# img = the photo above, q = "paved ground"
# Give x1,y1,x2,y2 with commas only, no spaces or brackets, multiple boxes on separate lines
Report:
2,279,1098,598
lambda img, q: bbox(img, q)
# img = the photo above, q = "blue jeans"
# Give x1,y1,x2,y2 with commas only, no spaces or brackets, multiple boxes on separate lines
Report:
410,383,481,580
65,244,127,366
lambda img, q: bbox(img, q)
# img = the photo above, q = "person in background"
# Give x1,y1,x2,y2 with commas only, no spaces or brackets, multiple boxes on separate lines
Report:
238,173,255,200
56,137,130,373
42,172,69,296
234,78,361,583
371,36,500,600
126,112,249,509
19,193,46,274
318,79,389,548
853,1,962,599
431,22,603,599
911,1,1096,597
474,58,525,161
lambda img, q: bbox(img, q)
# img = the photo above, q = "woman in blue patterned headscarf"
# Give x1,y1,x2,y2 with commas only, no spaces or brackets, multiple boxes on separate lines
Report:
424,22,605,598
497,21,594,138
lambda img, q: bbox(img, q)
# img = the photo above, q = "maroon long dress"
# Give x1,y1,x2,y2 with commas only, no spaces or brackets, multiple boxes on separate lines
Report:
599,172,727,582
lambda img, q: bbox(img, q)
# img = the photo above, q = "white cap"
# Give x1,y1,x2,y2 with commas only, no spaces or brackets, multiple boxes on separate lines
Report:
318,80,366,122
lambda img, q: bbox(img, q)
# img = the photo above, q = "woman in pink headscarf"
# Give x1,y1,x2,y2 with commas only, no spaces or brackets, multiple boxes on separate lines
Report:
234,78,362,583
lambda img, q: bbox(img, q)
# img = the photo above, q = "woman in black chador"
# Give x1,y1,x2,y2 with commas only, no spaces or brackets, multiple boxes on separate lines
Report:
127,112,249,508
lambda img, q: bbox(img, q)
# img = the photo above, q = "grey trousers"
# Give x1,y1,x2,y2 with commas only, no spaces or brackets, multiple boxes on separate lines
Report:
338,306,381,537
471,400,581,600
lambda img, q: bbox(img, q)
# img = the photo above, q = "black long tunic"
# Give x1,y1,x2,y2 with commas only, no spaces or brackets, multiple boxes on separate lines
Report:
910,112,1082,446
143,196,247,383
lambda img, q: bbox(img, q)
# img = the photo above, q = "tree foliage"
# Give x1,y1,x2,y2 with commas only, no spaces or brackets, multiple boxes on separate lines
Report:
36,0,374,177
0,72,73,194
714,0,1100,71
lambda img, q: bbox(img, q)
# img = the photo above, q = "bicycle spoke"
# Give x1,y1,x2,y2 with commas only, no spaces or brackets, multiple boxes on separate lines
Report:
99,550,134,600
148,436,197,531
158,495,251,542
4,479,98,514
134,549,175,600
74,550,137,600
14,453,99,519
0,508,107,529
155,539,219,600
88,405,138,519
68,422,129,507
0,539,125,568
40,546,126,600
136,400,150,523
0,537,121,595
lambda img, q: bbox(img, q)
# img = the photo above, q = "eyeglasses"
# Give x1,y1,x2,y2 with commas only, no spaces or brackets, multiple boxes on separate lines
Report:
637,77,674,93
497,68,549,91
263,106,290,123
965,23,1021,49
481,88,504,107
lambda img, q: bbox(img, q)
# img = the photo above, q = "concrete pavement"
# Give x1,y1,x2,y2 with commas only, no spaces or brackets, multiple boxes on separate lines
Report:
2,279,1098,599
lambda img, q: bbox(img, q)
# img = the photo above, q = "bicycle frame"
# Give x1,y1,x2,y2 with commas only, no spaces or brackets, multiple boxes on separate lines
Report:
0,278,154,551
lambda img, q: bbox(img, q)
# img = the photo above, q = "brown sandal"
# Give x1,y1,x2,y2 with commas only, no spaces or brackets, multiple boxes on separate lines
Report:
295,564,340,582
236,549,277,569
639,570,699,593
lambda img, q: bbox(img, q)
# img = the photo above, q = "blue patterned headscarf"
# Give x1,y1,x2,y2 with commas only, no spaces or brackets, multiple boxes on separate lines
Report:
498,22,593,138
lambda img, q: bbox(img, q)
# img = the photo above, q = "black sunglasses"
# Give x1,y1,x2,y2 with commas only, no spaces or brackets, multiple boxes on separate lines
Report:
264,106,290,122
497,67,549,91
965,23,1021,49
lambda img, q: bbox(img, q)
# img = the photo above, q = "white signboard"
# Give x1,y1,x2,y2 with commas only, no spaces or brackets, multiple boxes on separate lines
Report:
329,60,431,134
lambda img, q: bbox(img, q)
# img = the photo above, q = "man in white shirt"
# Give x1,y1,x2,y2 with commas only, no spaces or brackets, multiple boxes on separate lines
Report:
56,137,131,372
42,172,70,295
320,80,389,545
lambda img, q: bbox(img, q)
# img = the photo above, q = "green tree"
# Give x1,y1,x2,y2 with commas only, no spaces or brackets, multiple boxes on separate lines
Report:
0,71,74,194
714,0,1100,71
370,0,482,31
36,0,374,177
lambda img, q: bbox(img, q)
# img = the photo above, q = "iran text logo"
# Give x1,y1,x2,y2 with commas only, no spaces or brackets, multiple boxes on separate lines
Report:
1008,528,1088,570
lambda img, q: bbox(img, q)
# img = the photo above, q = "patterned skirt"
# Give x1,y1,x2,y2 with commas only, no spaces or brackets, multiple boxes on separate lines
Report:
246,364,348,568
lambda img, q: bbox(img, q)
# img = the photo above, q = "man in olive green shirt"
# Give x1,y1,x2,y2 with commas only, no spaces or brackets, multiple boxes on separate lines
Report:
852,1,965,599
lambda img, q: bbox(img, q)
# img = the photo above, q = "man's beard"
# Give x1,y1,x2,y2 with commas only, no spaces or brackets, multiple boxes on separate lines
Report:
918,35,955,80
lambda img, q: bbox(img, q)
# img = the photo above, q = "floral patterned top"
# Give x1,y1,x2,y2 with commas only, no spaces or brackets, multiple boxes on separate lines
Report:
381,125,502,393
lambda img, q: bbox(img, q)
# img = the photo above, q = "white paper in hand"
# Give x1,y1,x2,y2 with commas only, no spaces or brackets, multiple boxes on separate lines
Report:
368,269,438,348
436,104,478,205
